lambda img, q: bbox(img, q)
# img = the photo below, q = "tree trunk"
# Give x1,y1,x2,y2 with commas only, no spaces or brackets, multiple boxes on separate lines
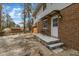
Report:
23,15,26,33
23,4,26,33
0,5,2,32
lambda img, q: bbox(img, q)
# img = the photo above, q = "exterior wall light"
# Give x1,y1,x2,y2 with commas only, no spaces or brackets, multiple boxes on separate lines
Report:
58,14,62,19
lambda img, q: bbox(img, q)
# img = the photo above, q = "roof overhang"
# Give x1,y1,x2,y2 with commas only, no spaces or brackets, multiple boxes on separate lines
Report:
33,10,61,26
33,3,72,26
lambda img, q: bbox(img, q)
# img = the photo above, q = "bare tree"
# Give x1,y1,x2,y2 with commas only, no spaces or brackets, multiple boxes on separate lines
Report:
22,4,26,33
0,4,2,32
22,3,32,33
21,3,34,33
2,13,16,28
25,4,32,32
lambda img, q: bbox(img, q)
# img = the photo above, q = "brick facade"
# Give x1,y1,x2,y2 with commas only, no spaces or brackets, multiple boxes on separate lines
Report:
32,3,79,50
59,4,79,50
37,20,44,33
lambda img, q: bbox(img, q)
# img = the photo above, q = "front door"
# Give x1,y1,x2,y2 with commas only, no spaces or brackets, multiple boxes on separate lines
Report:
51,15,58,38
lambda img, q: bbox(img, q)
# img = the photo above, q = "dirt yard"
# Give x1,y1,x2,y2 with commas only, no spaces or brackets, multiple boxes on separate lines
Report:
0,33,53,56
0,33,79,56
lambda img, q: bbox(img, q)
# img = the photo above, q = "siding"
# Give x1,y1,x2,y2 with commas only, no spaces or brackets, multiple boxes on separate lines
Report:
34,6,43,25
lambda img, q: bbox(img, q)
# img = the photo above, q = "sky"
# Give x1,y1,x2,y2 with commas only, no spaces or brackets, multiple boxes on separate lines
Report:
2,3,37,26
2,3,24,25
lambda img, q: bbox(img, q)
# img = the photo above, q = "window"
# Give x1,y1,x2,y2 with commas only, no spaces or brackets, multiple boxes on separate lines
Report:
43,20,48,28
43,3,47,11
53,18,58,27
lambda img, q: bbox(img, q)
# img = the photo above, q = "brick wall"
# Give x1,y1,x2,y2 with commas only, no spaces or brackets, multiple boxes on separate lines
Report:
37,20,44,33
59,4,79,50
47,17,51,36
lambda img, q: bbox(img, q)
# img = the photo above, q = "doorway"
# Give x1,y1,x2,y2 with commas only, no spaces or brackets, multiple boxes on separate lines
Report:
51,15,58,38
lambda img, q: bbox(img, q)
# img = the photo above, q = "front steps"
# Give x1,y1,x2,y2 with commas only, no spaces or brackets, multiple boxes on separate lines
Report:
48,42,64,49
33,33,64,51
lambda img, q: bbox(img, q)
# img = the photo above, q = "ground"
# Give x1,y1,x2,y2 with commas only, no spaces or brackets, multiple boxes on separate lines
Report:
0,33,79,56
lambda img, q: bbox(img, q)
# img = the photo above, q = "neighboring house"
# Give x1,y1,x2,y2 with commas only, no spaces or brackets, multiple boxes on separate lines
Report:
32,3,79,50
11,27,22,33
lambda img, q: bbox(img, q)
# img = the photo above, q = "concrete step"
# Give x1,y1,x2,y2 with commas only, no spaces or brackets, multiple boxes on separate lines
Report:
48,42,64,49
47,38,60,45
33,33,64,50
33,33,60,44
52,48,64,53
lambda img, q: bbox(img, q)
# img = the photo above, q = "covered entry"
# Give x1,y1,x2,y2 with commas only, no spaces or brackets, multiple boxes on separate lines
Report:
50,10,62,38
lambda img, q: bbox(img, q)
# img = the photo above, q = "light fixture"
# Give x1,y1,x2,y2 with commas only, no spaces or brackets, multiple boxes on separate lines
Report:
58,14,62,19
